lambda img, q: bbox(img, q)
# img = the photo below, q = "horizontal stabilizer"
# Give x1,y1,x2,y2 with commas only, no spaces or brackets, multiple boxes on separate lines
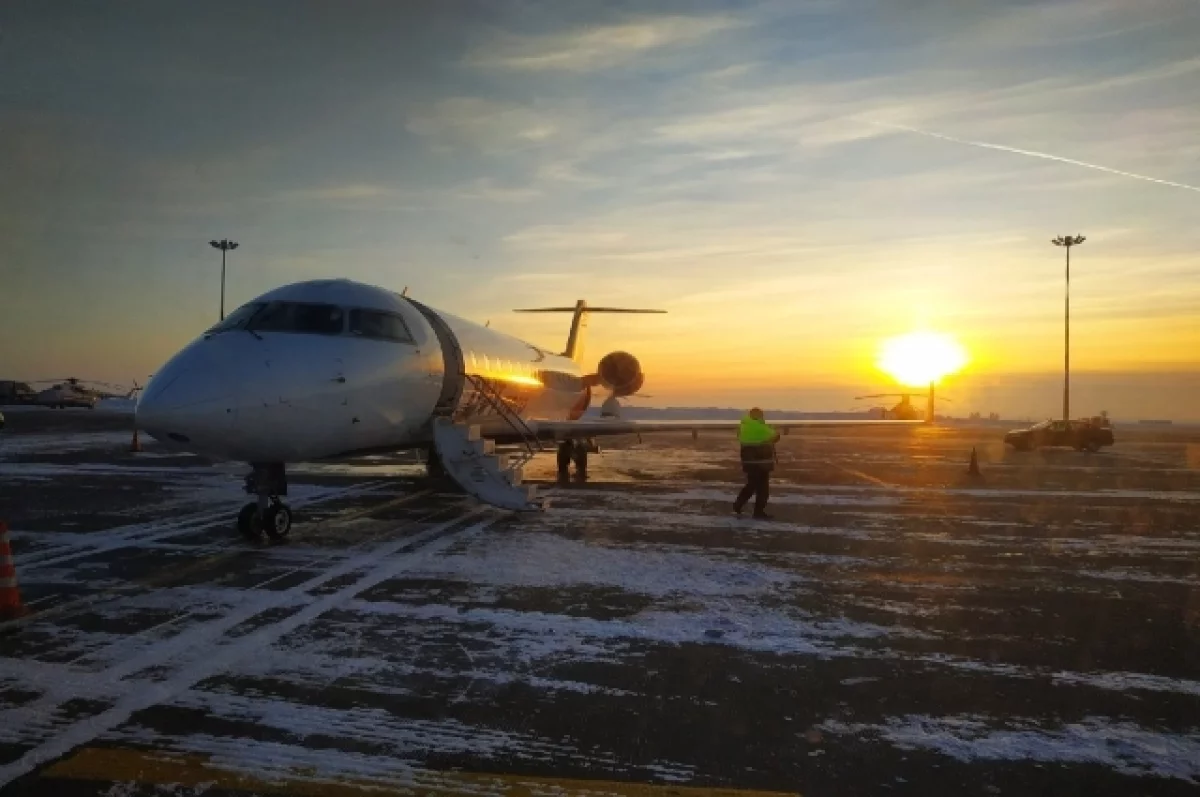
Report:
513,300,666,362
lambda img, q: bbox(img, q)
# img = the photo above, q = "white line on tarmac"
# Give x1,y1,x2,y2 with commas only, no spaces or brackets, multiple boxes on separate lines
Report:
21,481,391,571
0,506,495,788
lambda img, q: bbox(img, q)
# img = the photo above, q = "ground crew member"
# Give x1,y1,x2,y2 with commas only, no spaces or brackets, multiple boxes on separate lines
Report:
734,407,780,519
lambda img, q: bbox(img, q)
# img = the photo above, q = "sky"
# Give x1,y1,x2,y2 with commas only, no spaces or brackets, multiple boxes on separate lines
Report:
2,0,1198,419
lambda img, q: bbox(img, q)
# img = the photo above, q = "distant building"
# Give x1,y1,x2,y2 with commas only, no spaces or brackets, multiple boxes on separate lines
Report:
0,380,36,404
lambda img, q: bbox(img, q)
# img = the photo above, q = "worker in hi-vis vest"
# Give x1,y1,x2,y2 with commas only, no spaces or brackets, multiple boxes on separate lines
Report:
734,407,780,519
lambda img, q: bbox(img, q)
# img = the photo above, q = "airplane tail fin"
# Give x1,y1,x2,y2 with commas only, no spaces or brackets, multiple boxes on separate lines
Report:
513,300,666,363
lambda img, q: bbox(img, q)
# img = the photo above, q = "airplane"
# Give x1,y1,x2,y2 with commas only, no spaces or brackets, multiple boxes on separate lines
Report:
136,279,925,541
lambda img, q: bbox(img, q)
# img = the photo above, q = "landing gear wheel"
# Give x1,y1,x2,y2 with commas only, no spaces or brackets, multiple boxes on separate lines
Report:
556,441,573,481
237,502,263,542
572,441,589,482
263,503,292,541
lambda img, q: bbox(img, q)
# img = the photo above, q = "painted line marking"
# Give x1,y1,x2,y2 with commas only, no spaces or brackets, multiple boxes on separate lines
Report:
822,460,891,488
45,747,800,797
0,508,493,787
1,482,409,632
21,480,391,570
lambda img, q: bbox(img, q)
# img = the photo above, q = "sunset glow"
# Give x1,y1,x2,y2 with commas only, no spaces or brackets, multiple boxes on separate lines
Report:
4,3,1199,419
878,332,969,387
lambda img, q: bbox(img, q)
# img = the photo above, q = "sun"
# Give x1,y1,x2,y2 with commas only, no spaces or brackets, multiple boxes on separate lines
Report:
877,331,968,387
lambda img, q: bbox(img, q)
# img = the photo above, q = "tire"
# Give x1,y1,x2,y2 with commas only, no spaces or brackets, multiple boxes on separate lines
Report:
1086,440,1100,453
237,502,263,541
263,504,292,541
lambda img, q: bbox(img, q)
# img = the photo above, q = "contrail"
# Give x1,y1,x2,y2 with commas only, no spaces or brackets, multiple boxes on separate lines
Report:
866,119,1200,194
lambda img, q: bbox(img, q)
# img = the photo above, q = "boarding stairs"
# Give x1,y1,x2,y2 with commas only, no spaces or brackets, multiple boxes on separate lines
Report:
431,375,548,512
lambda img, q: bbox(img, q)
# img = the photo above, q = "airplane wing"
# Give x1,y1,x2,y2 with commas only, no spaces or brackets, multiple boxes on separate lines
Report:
530,418,924,440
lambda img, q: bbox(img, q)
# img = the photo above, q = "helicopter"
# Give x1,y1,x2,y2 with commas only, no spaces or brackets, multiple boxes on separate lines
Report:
29,378,142,409
855,391,952,421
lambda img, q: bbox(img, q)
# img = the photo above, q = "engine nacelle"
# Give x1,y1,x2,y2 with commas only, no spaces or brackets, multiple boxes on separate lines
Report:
596,351,644,397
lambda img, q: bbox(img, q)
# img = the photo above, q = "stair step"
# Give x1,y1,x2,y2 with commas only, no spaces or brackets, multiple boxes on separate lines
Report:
433,418,543,513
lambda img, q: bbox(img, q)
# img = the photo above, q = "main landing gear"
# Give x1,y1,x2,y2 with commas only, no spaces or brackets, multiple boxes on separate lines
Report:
557,439,595,483
237,462,292,543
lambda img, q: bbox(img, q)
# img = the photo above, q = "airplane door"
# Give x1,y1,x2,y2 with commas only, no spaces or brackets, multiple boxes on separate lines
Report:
402,298,465,417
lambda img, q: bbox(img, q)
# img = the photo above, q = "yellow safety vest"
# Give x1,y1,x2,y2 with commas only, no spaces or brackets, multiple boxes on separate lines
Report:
738,416,776,444
738,416,776,468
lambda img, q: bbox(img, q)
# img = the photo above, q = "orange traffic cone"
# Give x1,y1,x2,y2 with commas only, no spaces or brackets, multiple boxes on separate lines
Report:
130,427,142,453
0,522,28,620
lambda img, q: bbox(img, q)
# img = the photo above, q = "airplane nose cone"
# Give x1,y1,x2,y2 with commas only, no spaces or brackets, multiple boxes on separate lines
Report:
137,351,238,449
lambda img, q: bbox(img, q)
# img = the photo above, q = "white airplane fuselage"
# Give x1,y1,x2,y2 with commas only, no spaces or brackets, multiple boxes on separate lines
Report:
136,280,589,462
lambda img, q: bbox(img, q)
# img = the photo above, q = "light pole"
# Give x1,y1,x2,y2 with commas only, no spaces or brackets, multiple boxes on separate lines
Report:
1051,235,1085,422
209,239,240,321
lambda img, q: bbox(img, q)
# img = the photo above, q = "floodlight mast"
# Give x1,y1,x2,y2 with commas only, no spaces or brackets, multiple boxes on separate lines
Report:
1051,235,1085,422
209,239,240,321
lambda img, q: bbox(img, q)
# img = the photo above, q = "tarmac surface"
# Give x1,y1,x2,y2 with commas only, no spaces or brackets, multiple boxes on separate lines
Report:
1,409,1199,796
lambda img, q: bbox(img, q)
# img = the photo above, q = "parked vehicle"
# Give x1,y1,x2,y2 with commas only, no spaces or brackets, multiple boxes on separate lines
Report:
1004,418,1114,452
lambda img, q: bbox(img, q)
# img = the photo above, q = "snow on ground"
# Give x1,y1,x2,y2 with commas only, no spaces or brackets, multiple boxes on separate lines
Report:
407,530,804,598
819,715,1200,782
0,431,135,459
95,398,136,413
4,425,1200,791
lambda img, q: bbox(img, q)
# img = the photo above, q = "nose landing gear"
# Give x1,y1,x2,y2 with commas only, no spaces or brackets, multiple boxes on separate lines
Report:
237,463,292,542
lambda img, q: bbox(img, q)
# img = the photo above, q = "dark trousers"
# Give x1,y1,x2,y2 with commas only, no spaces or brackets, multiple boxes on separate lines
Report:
735,468,770,514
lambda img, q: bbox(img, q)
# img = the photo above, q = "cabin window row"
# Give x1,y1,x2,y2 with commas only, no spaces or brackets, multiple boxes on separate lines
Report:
207,302,415,343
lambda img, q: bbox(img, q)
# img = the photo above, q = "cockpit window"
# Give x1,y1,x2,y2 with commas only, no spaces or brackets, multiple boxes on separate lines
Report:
349,309,415,343
249,302,345,335
205,302,265,334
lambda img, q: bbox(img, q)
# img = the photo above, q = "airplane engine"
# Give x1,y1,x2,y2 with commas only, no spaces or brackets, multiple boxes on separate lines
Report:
596,351,644,397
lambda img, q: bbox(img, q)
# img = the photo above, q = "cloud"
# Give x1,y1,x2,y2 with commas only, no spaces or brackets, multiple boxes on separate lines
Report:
506,272,574,282
455,178,541,203
534,158,610,187
465,14,745,72
276,184,396,201
954,0,1195,49
701,62,760,82
405,97,561,152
